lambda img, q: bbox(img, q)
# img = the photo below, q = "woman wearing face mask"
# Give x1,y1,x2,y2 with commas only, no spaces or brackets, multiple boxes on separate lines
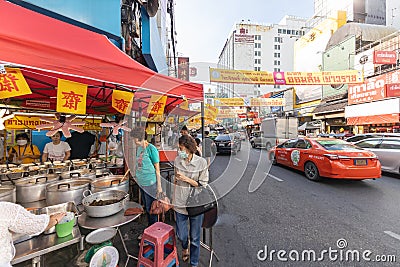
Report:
174,134,209,267
8,133,40,164
131,128,162,232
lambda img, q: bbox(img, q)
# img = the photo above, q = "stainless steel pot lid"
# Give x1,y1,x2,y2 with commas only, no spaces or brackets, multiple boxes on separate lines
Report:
46,179,92,191
15,175,58,185
91,176,127,187
85,227,117,244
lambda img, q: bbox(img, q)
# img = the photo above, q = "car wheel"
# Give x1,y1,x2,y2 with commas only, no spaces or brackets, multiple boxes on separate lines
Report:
265,142,272,151
270,152,277,165
251,142,255,148
304,162,321,181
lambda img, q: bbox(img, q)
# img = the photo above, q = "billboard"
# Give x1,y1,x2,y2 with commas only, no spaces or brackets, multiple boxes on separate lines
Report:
177,57,189,81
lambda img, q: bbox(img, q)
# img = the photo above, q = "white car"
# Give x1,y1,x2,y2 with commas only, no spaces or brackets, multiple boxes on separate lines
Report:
354,137,400,175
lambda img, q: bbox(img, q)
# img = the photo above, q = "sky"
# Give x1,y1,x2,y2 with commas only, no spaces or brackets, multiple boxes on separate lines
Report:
174,0,315,63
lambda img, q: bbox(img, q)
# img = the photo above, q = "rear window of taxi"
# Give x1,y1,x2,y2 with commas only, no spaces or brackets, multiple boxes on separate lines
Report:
316,140,361,151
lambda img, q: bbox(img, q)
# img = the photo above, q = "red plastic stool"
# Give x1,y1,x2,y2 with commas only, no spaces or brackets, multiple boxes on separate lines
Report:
137,222,179,267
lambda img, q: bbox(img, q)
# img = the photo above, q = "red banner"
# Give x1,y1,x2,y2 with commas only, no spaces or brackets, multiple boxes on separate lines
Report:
373,51,397,64
348,74,386,105
178,57,189,81
386,83,400,97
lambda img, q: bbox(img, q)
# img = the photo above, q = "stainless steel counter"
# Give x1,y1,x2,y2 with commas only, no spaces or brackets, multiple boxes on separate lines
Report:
78,201,142,230
11,226,82,266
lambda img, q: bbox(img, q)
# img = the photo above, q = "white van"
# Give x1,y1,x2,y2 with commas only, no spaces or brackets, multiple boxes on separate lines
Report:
250,117,298,150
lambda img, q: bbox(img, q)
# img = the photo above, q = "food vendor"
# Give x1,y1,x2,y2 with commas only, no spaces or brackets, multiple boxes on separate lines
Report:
8,133,40,164
42,132,71,162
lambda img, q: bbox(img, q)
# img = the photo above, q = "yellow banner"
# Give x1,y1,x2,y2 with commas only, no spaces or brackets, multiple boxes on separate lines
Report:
57,79,87,115
214,98,245,107
112,90,134,114
210,68,363,85
205,104,218,119
285,71,363,85
0,68,32,99
5,115,101,130
210,68,275,84
147,95,167,115
217,108,246,118
180,99,189,110
251,98,285,106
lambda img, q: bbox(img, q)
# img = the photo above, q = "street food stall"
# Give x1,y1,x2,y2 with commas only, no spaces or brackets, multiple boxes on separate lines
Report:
0,1,204,266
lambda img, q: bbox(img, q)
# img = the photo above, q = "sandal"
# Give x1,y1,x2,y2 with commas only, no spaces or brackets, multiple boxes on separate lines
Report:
182,248,189,262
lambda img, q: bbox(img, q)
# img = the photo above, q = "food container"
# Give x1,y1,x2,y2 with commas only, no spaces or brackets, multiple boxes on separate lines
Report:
46,179,92,206
0,184,16,203
55,212,75,238
15,175,59,203
90,175,129,194
82,190,128,218
28,202,79,234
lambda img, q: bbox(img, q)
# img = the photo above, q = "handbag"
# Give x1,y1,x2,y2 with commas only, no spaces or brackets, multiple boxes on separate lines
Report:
186,185,216,217
149,192,173,221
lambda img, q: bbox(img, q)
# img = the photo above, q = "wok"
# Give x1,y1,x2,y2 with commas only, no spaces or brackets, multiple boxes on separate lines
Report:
81,190,128,218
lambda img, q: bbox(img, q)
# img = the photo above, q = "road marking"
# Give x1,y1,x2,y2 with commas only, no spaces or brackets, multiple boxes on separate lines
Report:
266,173,283,182
384,231,400,241
235,158,242,162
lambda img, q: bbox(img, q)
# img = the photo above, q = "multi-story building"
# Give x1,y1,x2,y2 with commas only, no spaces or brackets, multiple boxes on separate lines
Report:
386,0,400,28
216,16,307,99
312,0,386,27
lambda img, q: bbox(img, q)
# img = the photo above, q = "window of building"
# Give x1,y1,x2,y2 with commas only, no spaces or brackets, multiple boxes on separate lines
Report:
274,85,281,89
274,60,280,66
278,29,282,34
255,43,261,48
255,51,261,56
274,44,280,50
254,66,261,71
255,59,261,64
274,68,281,72
254,35,261,40
283,29,286,34
274,53,280,58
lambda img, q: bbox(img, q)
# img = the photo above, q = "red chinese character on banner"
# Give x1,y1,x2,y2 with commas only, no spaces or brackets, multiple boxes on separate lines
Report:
62,91,83,110
0,73,19,92
151,101,163,114
114,98,129,112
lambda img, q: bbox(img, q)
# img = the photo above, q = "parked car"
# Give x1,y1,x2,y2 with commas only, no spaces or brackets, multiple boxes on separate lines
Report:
214,134,241,154
345,133,400,143
353,137,400,175
269,137,381,181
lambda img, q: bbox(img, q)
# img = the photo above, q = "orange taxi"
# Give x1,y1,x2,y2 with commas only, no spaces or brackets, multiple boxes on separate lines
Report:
269,137,381,181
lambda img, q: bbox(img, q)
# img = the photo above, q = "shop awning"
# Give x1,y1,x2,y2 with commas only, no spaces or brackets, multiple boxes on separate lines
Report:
0,0,203,114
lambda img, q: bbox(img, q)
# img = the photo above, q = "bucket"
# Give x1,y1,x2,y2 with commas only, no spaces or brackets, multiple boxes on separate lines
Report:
55,217,75,238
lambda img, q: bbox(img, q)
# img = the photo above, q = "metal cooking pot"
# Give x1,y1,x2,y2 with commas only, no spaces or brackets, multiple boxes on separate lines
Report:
46,178,92,206
81,190,128,218
0,184,16,203
60,169,96,180
91,175,129,193
15,175,59,203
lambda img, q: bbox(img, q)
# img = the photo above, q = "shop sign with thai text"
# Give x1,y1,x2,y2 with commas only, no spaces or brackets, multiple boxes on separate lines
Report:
373,51,397,64
348,74,386,105
5,115,101,130
0,68,32,99
210,68,363,85
385,83,400,97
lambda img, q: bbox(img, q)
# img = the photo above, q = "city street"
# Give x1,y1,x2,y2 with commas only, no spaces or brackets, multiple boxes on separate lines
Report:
207,141,400,266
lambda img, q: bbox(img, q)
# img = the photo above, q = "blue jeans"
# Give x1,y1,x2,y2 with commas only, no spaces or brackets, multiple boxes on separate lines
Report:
175,212,204,266
140,183,158,226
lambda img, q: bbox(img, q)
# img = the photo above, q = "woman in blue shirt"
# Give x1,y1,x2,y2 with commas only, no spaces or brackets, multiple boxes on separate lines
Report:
131,128,162,228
